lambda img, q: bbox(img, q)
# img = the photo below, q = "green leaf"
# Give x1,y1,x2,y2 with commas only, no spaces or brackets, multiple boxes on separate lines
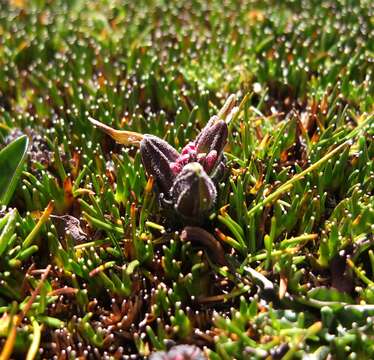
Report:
0,209,18,257
307,287,354,304
0,135,29,206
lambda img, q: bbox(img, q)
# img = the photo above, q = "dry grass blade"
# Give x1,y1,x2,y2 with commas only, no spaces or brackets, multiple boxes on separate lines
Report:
88,117,144,146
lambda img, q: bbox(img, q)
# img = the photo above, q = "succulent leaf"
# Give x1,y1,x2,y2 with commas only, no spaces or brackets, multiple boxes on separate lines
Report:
181,226,226,265
140,135,179,196
0,135,29,206
195,119,228,154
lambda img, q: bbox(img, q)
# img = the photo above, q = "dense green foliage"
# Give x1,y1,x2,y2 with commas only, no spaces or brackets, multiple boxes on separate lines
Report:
0,0,373,359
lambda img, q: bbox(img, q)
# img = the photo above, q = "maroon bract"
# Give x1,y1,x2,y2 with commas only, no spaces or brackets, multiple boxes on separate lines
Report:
169,118,228,177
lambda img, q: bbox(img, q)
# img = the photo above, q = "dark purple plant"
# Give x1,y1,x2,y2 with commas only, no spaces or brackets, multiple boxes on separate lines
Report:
140,115,230,222
90,95,237,223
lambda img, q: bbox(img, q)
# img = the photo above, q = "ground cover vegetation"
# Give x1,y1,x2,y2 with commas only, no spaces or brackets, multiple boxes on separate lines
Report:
0,0,373,358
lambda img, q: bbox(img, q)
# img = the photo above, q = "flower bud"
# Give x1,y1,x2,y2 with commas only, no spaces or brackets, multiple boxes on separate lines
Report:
171,162,217,222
